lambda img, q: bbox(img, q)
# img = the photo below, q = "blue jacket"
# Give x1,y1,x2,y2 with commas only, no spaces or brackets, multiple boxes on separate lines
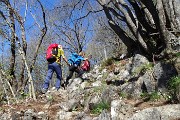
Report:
68,53,84,66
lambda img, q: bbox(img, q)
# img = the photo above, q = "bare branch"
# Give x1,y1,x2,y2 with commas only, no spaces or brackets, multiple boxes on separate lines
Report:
23,0,28,22
70,0,83,18
29,0,47,75
75,9,103,21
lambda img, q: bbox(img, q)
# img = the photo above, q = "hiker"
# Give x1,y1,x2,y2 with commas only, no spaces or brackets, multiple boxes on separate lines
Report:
64,52,87,87
41,44,69,94
80,54,92,72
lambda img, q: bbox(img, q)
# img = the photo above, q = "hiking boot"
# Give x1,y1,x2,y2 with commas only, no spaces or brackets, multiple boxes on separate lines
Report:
41,88,48,94
65,80,69,87
51,87,59,92
51,87,56,90
61,83,66,90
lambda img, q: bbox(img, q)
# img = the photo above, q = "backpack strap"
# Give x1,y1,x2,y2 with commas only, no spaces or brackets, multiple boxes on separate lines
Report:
68,53,78,65
68,59,75,65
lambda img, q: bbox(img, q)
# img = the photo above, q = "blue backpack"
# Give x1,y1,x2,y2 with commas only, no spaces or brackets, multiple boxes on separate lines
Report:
68,53,84,66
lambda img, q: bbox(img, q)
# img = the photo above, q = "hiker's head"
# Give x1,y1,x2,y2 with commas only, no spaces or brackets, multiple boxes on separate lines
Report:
79,51,85,57
58,45,62,49
88,54,92,59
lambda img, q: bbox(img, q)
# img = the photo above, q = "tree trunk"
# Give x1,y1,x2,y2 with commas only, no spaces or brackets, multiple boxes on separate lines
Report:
102,5,137,55
2,0,36,100
96,0,179,60
156,0,172,51
9,6,17,90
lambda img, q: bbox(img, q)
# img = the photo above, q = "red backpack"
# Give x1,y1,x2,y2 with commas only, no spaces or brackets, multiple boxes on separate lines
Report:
46,43,59,62
81,60,90,71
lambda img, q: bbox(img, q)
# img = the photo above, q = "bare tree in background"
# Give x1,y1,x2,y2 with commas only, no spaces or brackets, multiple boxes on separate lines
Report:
0,0,47,100
23,0,47,92
94,22,127,56
0,0,27,91
68,0,180,61
54,20,89,53
48,0,92,53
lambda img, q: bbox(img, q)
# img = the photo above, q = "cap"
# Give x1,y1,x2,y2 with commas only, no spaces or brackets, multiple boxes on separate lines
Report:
58,45,62,49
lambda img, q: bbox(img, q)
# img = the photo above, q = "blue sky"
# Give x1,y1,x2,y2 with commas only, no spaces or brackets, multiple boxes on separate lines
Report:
0,0,97,55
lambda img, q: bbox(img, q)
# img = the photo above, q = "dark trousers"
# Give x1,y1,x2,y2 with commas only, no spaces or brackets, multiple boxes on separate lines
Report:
65,65,84,85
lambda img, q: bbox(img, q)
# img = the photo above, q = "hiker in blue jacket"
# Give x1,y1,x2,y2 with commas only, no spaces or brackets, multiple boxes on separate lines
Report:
64,52,86,87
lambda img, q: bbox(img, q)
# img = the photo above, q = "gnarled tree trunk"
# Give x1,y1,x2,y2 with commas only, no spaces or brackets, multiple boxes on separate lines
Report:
97,0,180,60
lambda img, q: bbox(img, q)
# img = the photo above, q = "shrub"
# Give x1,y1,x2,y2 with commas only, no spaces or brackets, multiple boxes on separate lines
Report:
119,92,127,99
90,101,110,114
101,58,114,67
149,92,161,101
132,63,154,76
19,91,29,99
167,76,180,103
140,91,161,101
175,52,180,57
93,85,106,93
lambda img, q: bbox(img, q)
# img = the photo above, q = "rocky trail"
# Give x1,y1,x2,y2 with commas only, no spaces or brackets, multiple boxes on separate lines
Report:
0,54,179,120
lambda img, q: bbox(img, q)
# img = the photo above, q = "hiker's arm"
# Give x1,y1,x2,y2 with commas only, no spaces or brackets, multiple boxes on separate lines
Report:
84,58,88,60
59,48,70,66
63,56,70,66
80,56,88,61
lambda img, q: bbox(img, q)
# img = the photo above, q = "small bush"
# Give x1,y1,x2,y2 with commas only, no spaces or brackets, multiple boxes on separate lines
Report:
91,101,110,114
101,58,114,67
168,76,180,90
149,92,161,101
93,85,106,93
140,91,161,101
119,92,127,99
174,52,180,57
167,76,180,103
132,63,154,76
19,91,29,99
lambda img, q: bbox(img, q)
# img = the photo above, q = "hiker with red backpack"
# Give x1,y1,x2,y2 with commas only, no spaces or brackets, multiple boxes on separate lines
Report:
64,52,87,87
41,44,69,94
81,54,92,72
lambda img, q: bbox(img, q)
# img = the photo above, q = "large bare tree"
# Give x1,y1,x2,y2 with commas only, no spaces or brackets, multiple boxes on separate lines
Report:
96,0,180,60
69,0,180,61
